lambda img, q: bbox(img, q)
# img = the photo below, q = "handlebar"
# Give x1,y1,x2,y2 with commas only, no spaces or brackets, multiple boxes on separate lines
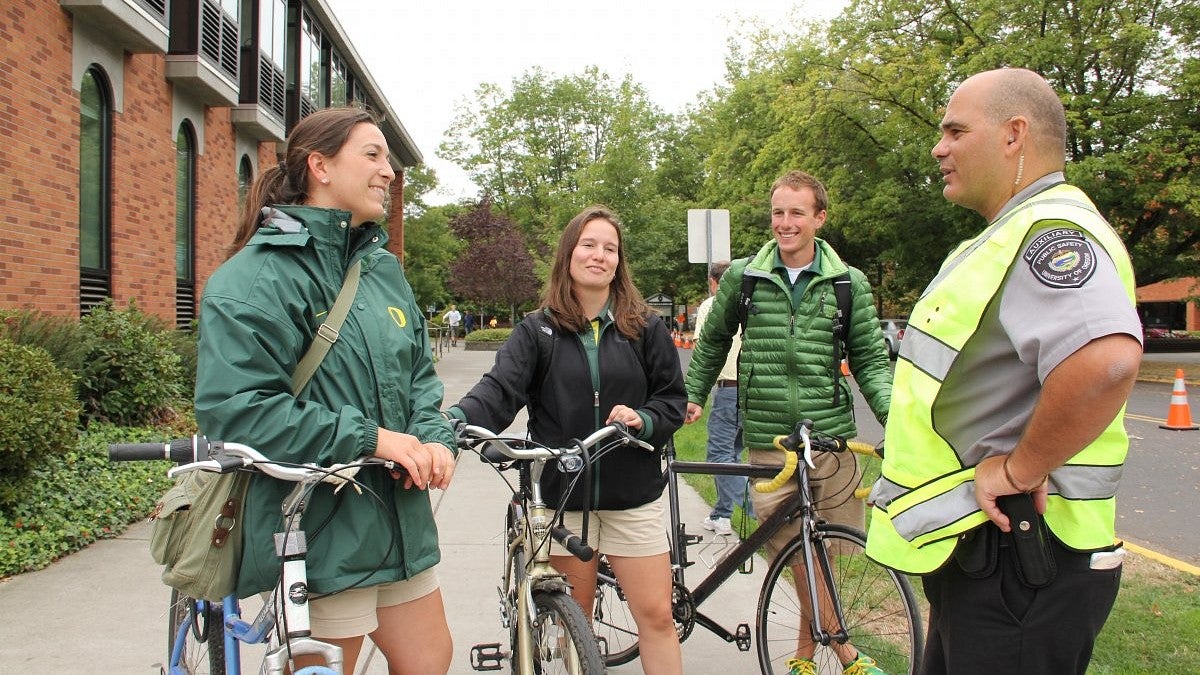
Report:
756,420,875,494
109,435,394,486
457,422,654,466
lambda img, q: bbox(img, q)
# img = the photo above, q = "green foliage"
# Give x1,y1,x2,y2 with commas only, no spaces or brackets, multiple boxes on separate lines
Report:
0,422,182,578
77,300,183,426
403,203,465,311
0,308,90,377
464,328,513,343
0,337,81,506
165,324,198,398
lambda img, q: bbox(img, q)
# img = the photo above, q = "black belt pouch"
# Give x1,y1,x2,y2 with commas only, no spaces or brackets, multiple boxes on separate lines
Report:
997,492,1057,588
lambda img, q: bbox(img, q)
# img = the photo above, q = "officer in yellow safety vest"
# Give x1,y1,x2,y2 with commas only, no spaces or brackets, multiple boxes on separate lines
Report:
866,68,1143,675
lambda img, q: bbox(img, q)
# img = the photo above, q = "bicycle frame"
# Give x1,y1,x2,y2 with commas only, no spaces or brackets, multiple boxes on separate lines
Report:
505,458,579,675
657,442,853,648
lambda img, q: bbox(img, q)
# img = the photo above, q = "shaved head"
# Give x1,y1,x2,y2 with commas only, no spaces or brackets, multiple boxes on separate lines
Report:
965,68,1067,164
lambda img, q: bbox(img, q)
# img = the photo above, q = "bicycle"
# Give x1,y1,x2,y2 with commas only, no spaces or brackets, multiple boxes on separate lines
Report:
109,436,401,674
592,420,924,674
455,422,652,674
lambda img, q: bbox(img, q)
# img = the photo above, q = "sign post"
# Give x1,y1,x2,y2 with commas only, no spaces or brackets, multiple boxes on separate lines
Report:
687,209,730,267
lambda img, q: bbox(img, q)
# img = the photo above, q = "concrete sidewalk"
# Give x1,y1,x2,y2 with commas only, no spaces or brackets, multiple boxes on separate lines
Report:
0,346,763,674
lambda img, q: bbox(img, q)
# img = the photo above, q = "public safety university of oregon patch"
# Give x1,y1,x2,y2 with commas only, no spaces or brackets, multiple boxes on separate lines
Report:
1022,228,1096,288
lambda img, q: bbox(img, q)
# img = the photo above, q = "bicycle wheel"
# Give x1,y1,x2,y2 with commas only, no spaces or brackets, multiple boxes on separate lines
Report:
527,590,606,674
592,556,640,666
167,588,226,674
756,524,922,675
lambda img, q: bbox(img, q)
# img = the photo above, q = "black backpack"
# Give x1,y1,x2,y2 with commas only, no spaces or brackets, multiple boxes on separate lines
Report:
734,261,853,406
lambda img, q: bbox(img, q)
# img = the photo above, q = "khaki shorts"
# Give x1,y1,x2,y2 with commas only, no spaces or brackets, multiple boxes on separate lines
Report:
748,449,864,564
550,496,670,558
264,567,440,639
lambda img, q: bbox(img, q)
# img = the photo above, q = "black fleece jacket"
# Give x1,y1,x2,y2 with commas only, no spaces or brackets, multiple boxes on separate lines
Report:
451,310,685,510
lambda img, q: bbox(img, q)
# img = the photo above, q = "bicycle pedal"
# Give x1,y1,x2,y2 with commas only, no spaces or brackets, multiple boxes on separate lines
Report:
735,623,751,651
683,533,703,546
469,643,505,671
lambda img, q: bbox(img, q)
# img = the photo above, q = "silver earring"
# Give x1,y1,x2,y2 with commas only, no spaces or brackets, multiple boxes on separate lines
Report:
321,178,329,184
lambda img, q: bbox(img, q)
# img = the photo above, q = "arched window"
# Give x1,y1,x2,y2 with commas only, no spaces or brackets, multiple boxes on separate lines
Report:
237,154,254,215
175,122,197,328
79,66,112,315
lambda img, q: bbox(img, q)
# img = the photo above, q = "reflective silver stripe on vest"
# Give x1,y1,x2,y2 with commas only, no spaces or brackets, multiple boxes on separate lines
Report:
1052,464,1123,500
890,482,979,542
896,326,957,382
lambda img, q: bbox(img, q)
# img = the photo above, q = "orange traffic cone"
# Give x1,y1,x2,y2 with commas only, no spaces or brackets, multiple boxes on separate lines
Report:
1160,369,1198,431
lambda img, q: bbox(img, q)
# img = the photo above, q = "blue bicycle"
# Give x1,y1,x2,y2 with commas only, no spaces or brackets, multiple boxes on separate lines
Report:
110,437,396,674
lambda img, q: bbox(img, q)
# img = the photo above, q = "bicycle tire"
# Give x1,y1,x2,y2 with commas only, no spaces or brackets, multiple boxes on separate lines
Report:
756,524,923,675
592,557,640,666
167,588,226,675
527,590,606,674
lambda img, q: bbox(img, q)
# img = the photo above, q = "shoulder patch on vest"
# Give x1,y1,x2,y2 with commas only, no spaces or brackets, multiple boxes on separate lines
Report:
1022,228,1096,289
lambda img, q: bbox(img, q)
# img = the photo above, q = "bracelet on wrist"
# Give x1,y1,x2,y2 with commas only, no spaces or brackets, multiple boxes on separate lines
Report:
1002,454,1045,493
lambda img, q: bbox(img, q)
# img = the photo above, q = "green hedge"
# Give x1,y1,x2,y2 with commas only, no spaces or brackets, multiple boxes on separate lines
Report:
464,328,513,343
0,422,189,578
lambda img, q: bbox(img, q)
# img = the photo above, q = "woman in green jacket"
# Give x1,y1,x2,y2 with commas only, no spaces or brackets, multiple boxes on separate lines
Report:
194,107,455,674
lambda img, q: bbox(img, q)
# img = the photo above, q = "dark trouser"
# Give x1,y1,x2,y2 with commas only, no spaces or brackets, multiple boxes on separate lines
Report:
920,529,1121,675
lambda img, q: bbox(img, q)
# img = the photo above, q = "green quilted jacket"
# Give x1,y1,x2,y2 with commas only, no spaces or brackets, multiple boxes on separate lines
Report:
684,238,891,449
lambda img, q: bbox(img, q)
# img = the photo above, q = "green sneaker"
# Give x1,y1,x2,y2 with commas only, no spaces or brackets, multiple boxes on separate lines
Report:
786,657,817,675
842,653,886,675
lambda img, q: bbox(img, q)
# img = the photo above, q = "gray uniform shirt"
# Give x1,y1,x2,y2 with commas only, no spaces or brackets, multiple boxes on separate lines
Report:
932,172,1143,467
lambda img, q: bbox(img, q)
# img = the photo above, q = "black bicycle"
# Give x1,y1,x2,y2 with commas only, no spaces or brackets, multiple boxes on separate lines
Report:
592,420,924,674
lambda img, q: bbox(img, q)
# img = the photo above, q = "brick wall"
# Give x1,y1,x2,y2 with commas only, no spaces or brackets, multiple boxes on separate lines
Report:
0,0,79,315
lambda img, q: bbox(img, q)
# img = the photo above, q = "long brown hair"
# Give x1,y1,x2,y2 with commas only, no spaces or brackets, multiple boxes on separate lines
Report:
542,205,649,340
229,107,379,256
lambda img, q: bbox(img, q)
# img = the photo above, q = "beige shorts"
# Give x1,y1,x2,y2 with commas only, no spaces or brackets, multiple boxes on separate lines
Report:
747,449,864,564
549,496,670,558
264,567,440,639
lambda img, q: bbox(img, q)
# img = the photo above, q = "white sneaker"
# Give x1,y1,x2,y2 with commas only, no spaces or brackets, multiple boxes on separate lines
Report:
702,516,733,536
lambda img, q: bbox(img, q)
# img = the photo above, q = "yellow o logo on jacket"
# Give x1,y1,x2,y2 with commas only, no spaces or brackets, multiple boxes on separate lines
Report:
388,307,407,328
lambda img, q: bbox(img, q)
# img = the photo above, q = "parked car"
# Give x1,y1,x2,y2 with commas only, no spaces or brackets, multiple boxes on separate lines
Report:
880,318,907,358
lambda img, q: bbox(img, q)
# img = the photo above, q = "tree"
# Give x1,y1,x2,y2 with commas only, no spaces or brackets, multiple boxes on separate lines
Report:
447,200,540,323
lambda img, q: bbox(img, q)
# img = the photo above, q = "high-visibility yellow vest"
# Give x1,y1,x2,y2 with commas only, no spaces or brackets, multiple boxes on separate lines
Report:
866,184,1136,574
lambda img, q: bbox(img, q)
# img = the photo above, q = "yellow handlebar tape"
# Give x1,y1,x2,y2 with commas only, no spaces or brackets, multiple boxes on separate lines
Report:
755,434,800,493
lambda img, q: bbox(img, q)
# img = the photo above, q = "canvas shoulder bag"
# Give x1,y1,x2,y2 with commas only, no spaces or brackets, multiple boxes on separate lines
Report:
149,261,362,600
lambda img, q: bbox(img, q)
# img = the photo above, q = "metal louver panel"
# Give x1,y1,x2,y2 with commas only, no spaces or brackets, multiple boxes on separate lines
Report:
80,269,110,315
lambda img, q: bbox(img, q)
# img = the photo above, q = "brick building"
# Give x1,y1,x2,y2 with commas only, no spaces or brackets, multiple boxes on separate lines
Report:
1137,277,1200,332
0,0,422,326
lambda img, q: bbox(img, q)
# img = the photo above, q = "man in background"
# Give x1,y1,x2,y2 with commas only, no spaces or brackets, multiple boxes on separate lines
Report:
691,260,754,536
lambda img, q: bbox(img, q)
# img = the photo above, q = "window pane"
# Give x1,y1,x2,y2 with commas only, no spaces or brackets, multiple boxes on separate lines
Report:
79,70,105,271
175,128,194,282
331,53,347,106
237,155,253,214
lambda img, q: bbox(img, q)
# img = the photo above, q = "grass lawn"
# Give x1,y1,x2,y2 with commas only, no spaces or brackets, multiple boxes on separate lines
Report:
671,409,1200,673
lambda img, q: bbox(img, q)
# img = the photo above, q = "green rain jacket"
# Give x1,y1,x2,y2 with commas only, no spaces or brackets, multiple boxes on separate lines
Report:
685,238,892,449
194,205,454,598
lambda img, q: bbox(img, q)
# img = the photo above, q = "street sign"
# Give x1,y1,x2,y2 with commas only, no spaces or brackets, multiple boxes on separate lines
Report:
687,209,730,264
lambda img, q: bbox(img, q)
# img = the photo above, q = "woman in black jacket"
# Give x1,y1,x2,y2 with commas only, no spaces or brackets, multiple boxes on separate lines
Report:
449,205,686,674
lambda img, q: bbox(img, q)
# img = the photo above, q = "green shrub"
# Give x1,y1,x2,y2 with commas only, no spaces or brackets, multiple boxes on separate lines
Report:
0,308,89,377
0,337,81,506
77,299,183,426
0,422,180,578
465,328,513,343
166,324,198,397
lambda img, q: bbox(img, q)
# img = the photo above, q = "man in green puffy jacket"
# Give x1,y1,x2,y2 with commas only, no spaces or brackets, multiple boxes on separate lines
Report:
684,169,892,675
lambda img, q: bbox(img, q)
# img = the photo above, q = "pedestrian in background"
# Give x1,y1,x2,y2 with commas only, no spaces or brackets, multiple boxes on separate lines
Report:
866,68,1142,674
684,170,892,675
691,260,754,536
441,304,462,346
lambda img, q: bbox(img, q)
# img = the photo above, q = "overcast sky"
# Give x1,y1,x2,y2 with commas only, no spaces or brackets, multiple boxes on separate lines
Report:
325,0,846,205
